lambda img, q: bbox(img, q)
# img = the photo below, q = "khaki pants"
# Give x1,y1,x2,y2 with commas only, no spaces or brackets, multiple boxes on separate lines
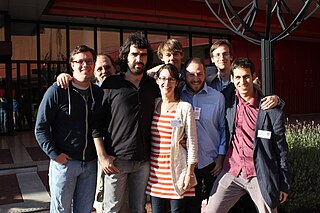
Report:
206,170,277,213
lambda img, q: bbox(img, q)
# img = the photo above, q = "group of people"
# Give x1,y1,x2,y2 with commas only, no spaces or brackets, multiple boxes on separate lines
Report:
35,32,290,213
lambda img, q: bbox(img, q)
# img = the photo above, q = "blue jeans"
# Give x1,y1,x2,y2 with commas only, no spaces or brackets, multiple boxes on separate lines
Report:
103,159,150,213
151,196,186,213
49,159,97,213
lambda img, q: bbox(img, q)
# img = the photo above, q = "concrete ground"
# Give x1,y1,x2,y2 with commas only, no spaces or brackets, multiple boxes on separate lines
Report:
0,113,319,212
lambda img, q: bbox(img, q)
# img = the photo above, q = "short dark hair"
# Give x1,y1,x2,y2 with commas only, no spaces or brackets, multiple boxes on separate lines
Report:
185,57,206,71
69,45,96,64
118,32,153,71
231,57,255,76
210,39,233,58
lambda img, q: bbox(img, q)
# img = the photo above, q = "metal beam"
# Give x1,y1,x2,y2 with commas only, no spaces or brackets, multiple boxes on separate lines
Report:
204,0,320,94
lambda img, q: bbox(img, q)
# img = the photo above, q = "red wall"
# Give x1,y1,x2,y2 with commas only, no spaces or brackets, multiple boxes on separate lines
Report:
230,36,320,115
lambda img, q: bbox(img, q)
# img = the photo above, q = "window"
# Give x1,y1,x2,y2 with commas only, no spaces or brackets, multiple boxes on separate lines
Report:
170,33,190,60
97,28,120,60
147,31,168,64
69,26,94,51
40,25,67,61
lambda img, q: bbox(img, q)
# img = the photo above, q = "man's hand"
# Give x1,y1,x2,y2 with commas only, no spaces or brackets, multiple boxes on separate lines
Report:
211,155,224,177
261,95,278,110
55,153,72,164
279,191,288,204
56,73,72,89
99,154,120,175
146,64,163,78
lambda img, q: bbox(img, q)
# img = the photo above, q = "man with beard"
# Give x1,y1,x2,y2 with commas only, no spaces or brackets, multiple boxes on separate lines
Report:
92,32,159,213
181,57,226,213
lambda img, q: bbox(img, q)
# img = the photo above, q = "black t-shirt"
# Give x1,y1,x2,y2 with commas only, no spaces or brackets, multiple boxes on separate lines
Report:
92,73,159,161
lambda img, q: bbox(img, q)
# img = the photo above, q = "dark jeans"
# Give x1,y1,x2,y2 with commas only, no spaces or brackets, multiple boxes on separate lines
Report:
185,162,216,213
150,196,186,213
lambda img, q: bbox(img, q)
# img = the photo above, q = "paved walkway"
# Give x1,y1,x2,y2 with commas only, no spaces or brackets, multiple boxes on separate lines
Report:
0,131,152,213
0,131,50,213
0,113,319,212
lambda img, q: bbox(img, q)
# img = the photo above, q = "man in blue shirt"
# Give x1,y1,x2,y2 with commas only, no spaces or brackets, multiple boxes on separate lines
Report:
181,57,226,213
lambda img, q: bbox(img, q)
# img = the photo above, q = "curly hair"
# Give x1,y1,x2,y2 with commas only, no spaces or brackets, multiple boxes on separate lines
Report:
118,32,153,72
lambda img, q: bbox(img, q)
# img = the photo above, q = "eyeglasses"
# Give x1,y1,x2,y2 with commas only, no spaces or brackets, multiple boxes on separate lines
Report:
72,59,95,65
212,52,230,59
158,77,177,82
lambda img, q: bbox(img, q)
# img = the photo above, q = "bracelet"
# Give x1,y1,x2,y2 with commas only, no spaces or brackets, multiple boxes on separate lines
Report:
188,174,195,177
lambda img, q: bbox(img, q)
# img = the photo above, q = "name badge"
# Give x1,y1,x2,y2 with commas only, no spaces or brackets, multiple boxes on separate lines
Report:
194,107,201,120
170,119,183,127
257,130,271,139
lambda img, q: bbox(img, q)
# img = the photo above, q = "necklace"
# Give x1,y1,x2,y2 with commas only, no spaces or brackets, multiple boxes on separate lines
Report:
163,101,177,113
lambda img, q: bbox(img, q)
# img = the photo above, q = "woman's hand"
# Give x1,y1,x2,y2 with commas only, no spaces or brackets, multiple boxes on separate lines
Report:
183,173,196,190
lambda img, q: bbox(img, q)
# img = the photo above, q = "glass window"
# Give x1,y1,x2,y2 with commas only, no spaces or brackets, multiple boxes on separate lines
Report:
0,21,4,41
0,70,7,133
170,34,190,61
192,35,210,64
11,23,37,60
69,26,94,51
97,28,120,60
40,25,67,61
147,31,168,64
123,29,144,45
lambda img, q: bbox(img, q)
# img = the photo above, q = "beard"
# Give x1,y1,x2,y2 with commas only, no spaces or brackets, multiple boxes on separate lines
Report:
128,62,146,75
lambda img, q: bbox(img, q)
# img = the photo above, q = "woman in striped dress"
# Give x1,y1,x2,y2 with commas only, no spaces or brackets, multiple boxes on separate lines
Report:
146,64,198,213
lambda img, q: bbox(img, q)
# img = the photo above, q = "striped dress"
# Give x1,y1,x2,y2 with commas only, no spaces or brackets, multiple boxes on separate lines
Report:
146,111,195,199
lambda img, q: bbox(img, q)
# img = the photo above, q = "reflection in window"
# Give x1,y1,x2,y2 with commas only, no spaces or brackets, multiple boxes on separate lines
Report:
147,32,168,65
97,29,120,60
192,35,210,64
170,34,190,61
11,35,37,60
40,26,67,61
123,30,144,45
0,65,6,133
0,22,4,41
70,26,94,51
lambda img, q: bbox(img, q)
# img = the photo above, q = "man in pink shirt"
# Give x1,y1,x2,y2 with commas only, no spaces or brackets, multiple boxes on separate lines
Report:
206,57,290,213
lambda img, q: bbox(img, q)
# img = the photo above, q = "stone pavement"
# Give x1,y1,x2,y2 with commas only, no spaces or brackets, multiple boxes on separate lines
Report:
0,131,50,213
0,131,152,213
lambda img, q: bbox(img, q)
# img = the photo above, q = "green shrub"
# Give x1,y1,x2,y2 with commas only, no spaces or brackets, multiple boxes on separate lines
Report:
280,121,320,212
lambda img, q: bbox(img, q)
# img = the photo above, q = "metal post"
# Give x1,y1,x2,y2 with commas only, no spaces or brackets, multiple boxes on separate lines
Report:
261,39,273,95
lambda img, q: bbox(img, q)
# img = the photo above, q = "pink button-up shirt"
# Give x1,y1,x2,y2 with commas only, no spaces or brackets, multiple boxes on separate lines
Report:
224,89,261,179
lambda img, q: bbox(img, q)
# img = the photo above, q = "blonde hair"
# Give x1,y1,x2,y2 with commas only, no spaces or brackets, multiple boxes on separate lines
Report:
157,39,183,59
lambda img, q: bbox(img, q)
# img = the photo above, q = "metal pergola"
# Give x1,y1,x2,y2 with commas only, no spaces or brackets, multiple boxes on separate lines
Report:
204,0,320,95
